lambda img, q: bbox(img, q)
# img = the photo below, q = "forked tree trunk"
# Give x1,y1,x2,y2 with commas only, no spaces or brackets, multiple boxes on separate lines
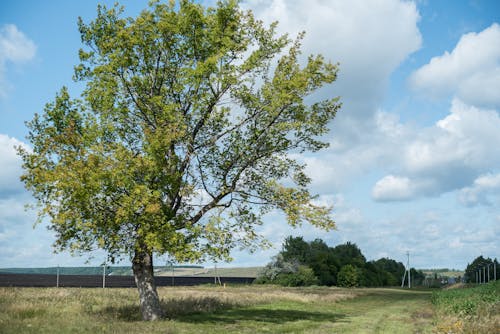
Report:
132,249,164,321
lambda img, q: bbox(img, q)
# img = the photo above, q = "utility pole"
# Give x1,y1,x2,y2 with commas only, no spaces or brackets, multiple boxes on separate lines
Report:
401,269,406,288
170,261,175,286
102,263,106,288
406,251,411,289
56,265,60,288
214,263,221,285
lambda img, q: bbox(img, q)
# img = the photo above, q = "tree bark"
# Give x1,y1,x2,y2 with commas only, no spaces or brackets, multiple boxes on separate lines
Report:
132,249,164,321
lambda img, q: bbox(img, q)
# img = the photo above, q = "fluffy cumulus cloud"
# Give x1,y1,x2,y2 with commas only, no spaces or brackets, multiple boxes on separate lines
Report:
0,134,29,197
459,173,500,206
0,135,84,267
0,135,43,267
244,0,421,116
373,23,500,202
0,24,36,97
373,100,500,201
410,23,500,108
372,175,416,202
239,0,423,192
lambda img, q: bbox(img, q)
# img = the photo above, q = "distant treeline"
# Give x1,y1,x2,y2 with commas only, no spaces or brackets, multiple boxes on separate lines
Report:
464,256,499,283
256,236,425,287
0,265,203,276
422,268,461,273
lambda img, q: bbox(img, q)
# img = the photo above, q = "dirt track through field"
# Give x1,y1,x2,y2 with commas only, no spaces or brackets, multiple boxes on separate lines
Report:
322,289,434,333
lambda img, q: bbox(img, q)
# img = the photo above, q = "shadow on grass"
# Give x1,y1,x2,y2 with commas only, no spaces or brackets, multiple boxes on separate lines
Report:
93,296,244,322
93,296,346,325
178,307,346,325
95,304,142,322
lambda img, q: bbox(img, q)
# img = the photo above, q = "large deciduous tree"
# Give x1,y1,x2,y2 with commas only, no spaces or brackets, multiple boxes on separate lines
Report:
18,0,340,320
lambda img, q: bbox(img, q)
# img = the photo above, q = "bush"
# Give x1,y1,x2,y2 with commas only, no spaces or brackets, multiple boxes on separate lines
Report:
275,266,319,287
337,264,360,287
255,254,318,287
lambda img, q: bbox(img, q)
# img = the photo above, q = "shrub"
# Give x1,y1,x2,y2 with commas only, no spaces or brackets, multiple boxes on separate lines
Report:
275,266,319,287
255,254,318,286
337,264,360,287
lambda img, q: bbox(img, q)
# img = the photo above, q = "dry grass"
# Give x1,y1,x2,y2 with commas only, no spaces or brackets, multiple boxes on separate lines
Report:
0,285,363,333
0,285,434,333
159,285,361,305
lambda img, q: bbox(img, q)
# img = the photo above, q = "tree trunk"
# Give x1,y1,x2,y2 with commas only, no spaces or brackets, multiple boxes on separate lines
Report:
132,249,164,321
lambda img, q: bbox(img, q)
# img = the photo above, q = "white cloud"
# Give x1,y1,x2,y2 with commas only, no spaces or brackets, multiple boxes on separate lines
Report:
372,175,416,201
459,173,500,206
0,134,30,197
244,0,421,113
241,1,422,193
298,108,415,193
371,175,438,202
405,99,500,173
0,24,36,97
373,100,500,201
409,23,500,108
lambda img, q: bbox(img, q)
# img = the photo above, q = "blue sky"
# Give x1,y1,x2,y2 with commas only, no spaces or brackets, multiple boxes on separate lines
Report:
0,0,499,269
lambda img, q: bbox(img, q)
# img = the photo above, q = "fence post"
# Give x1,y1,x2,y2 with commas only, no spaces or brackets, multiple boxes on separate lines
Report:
56,266,60,288
102,264,106,288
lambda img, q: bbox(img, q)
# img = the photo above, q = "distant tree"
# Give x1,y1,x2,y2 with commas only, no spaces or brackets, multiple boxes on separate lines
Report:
18,1,340,320
281,236,310,264
278,265,318,287
410,268,426,286
309,248,338,286
361,261,383,287
330,242,366,269
257,254,299,283
337,264,360,287
371,258,405,286
256,254,317,286
465,256,498,283
269,237,419,287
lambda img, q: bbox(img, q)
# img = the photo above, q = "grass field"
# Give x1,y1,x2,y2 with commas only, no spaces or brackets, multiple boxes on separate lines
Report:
432,280,499,333
0,285,437,334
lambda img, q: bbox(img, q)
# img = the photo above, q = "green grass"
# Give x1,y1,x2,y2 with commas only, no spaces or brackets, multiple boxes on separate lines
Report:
432,280,499,333
0,285,435,333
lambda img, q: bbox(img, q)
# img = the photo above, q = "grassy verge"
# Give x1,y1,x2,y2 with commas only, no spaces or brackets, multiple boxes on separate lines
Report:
0,285,434,333
432,280,499,333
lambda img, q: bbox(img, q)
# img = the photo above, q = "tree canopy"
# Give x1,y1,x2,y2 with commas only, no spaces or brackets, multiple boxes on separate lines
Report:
259,236,417,287
18,0,340,320
465,256,499,283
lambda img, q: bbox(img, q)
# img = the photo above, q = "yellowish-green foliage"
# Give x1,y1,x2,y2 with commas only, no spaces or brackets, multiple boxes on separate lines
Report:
0,286,436,334
18,0,340,266
18,0,340,320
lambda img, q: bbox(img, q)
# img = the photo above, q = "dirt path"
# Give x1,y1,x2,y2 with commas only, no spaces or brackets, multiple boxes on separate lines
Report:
321,288,435,333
